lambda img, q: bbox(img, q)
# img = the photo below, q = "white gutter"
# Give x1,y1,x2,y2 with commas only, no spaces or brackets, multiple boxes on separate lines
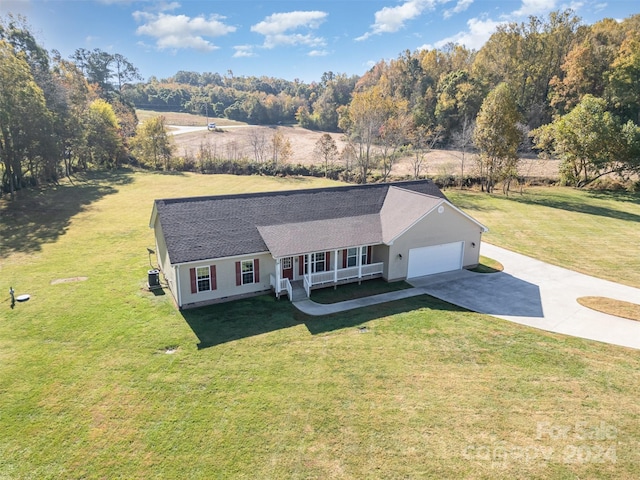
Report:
175,264,182,308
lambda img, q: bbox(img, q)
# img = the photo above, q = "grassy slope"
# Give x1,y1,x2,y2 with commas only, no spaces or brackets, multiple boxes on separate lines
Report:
1,173,639,479
446,187,640,289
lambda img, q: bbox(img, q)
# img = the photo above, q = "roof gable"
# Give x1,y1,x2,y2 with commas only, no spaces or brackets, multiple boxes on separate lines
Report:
153,180,448,265
380,187,443,243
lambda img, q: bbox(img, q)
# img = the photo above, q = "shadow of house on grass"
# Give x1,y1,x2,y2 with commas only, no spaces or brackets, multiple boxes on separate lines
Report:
0,170,134,256
181,293,469,349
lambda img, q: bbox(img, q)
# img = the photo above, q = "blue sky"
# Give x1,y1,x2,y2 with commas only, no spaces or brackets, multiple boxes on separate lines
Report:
1,0,638,83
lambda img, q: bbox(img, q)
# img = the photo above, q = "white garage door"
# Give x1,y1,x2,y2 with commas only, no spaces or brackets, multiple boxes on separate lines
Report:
407,242,464,278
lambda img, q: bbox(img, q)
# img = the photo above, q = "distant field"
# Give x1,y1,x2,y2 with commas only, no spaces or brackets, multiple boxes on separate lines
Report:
136,109,246,127
1,172,638,478
137,109,560,180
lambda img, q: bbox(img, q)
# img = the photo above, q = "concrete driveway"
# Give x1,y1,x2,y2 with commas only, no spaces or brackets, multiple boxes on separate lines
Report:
408,243,640,350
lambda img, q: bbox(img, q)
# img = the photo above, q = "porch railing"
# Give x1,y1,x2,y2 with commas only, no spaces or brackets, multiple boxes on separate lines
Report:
270,274,293,300
284,278,292,300
305,262,384,289
303,275,311,298
362,262,384,276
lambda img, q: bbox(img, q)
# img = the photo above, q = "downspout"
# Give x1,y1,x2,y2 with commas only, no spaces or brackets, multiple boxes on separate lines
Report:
175,264,182,308
275,257,281,299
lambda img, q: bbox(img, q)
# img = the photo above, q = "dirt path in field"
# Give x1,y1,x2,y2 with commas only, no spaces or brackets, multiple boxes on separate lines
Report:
171,124,560,180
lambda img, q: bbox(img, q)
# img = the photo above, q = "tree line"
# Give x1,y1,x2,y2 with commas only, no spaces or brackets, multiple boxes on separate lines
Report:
2,10,640,197
0,15,140,199
123,9,640,188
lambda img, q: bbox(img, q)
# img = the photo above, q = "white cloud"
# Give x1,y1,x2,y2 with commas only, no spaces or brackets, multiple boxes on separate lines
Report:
308,49,329,57
443,0,473,19
251,11,327,35
356,0,438,41
511,0,558,17
431,17,504,51
233,45,255,58
133,10,236,51
251,11,327,49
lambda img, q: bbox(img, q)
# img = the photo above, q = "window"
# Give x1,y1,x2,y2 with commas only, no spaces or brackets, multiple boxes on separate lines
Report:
282,257,292,270
303,252,326,273
312,252,325,273
361,246,369,265
196,267,211,292
241,260,255,284
347,248,358,267
191,265,216,294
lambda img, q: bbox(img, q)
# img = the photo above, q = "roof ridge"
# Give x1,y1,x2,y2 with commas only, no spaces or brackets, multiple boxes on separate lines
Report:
155,179,436,204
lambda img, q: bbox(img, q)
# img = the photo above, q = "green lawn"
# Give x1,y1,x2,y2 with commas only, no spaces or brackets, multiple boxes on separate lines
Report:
1,172,639,479
446,187,640,288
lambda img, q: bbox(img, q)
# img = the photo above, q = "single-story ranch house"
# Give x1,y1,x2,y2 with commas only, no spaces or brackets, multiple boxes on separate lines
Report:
149,180,488,309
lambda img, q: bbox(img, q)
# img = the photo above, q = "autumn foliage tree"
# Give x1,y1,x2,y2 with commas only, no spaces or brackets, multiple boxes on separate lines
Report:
131,115,174,170
474,83,522,193
313,133,338,177
532,95,638,187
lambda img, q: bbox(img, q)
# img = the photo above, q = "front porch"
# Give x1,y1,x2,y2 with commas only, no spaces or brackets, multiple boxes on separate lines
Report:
269,246,384,301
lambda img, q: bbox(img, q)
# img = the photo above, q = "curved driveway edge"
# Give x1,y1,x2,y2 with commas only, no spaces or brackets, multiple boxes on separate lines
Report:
410,244,640,350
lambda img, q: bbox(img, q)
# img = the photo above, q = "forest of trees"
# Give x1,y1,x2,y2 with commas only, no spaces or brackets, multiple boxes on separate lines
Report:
1,10,640,197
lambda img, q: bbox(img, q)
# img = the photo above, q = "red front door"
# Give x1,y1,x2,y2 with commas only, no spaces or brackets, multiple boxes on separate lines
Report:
282,257,293,280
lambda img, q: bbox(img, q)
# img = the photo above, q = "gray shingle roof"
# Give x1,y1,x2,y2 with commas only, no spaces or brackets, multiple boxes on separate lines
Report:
153,180,447,265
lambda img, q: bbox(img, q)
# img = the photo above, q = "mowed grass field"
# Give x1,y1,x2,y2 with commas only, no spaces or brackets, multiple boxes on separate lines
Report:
1,171,639,479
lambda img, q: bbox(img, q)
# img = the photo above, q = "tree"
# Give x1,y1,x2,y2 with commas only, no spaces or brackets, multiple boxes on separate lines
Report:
378,113,410,181
248,128,268,163
49,52,95,177
549,22,620,114
532,95,632,187
83,99,123,169
131,115,174,170
473,83,522,193
313,133,338,177
270,128,292,168
339,141,357,181
0,40,51,198
407,124,442,180
606,33,640,124
71,48,140,97
339,85,394,183
111,53,141,93
450,116,475,187
473,10,580,128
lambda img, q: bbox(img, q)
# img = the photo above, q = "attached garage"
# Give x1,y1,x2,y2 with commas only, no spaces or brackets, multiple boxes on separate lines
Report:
407,241,464,278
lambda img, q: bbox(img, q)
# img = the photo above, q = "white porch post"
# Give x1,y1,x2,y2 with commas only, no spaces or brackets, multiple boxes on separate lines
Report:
306,253,311,285
358,245,363,282
333,249,338,285
275,257,281,299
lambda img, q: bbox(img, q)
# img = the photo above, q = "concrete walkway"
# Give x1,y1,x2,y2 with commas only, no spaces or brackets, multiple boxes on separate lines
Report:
293,244,640,350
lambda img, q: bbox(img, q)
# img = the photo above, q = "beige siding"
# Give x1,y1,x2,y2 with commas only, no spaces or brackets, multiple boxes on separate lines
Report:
177,253,275,308
386,203,483,281
153,217,178,305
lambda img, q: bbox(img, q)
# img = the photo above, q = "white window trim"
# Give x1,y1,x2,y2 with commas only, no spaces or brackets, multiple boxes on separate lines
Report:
312,252,325,273
347,248,358,267
241,259,255,285
361,246,369,265
196,266,211,292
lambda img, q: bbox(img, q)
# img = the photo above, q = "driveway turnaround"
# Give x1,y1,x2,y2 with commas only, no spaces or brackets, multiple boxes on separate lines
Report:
409,244,640,350
294,244,640,350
